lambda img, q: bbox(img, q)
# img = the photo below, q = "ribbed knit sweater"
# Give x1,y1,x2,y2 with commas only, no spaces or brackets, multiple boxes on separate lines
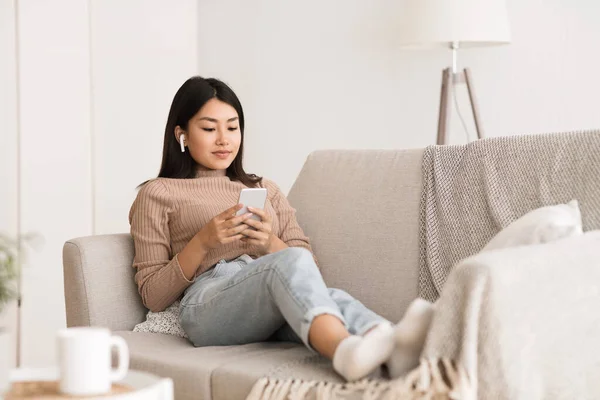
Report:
128,168,315,312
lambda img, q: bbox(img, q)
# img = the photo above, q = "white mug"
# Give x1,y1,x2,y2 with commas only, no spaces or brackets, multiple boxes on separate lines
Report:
57,327,129,396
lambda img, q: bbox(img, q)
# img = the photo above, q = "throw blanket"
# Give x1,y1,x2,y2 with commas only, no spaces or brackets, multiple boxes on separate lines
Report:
419,130,600,301
247,355,472,400
422,230,600,399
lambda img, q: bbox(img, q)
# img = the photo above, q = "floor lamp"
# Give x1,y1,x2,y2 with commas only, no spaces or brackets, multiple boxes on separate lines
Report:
397,0,511,145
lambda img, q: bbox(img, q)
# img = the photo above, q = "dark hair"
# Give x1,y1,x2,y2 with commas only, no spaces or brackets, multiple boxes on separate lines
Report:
138,76,261,188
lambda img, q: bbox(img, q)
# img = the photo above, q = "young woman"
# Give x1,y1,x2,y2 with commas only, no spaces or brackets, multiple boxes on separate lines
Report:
129,76,434,381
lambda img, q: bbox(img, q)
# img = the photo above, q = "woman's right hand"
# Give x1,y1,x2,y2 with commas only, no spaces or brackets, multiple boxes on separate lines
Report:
197,204,253,251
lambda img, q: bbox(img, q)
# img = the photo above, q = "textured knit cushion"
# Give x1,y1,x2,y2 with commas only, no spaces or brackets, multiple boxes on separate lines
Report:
481,199,583,252
132,301,187,339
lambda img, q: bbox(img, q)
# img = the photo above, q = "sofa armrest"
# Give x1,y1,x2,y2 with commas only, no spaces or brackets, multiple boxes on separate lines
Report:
63,233,146,330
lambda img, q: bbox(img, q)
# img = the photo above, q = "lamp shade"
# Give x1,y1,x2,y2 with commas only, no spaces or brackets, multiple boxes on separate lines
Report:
397,0,511,48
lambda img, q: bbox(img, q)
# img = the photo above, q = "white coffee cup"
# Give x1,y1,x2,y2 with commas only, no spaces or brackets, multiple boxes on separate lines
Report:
57,327,129,396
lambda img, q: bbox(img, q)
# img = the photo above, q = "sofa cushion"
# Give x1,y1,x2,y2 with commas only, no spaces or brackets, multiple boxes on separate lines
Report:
287,149,424,323
115,331,327,400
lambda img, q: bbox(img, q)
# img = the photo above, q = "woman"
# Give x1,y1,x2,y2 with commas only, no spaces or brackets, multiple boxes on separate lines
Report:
129,76,434,381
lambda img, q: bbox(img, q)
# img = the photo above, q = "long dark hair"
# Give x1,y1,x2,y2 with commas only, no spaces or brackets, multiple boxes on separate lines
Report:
138,76,261,188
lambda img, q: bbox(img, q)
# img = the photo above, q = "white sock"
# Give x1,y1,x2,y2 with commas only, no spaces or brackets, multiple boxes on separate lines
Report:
387,298,435,379
332,322,394,381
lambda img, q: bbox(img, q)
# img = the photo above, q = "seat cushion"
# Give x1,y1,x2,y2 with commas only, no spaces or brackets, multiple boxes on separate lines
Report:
115,331,337,400
211,346,346,400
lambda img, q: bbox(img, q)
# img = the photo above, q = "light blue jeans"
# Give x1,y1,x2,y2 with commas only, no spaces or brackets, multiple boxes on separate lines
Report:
179,247,387,351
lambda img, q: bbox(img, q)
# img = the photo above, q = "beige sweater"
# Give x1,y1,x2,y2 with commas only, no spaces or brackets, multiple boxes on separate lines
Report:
129,168,315,312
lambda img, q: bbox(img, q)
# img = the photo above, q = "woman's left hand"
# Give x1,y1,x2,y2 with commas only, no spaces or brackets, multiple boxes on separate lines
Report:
241,206,274,255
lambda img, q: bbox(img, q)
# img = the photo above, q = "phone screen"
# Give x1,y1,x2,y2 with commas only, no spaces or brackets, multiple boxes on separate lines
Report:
236,188,267,221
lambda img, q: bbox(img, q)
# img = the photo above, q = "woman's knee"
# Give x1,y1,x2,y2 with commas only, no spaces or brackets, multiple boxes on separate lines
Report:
273,247,316,272
279,246,313,261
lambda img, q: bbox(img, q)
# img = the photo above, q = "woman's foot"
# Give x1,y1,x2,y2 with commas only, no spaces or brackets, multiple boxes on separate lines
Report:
332,322,394,381
386,298,435,379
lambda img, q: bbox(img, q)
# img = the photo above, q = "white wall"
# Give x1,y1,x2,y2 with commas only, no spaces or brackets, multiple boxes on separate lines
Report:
0,0,197,366
197,0,600,194
0,0,19,370
92,0,198,235
18,0,92,366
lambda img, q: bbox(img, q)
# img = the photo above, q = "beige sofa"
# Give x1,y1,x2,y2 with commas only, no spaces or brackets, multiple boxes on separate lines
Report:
62,148,425,400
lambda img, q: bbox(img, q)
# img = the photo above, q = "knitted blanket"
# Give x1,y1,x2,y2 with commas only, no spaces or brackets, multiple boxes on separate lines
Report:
419,131,600,301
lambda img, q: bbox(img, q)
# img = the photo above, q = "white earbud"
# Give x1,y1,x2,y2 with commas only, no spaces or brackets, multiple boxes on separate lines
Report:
180,134,186,153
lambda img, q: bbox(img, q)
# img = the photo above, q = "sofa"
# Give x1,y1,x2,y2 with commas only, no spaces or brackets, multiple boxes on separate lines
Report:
64,132,600,399
66,133,600,400
63,148,424,400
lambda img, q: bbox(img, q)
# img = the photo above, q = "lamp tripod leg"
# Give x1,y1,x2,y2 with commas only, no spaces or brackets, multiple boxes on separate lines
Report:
436,68,453,145
464,68,484,140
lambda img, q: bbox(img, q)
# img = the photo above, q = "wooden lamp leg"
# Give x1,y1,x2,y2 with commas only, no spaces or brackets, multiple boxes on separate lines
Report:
437,68,453,145
436,67,485,144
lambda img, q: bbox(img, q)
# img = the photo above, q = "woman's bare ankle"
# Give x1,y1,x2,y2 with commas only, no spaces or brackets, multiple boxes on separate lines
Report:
308,314,349,359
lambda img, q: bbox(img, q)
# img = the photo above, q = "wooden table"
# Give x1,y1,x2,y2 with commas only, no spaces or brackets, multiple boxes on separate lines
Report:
4,367,173,399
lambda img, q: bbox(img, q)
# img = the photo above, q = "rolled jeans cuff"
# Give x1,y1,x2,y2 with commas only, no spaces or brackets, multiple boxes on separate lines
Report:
355,318,388,337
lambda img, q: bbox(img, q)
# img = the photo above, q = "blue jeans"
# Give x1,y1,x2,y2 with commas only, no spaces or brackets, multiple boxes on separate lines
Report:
179,247,387,351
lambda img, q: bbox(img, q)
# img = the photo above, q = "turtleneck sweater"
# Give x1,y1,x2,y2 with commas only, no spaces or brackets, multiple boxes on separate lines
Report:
129,168,315,312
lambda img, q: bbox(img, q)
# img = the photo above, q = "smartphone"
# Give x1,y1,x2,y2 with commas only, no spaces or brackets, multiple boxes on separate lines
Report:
236,188,267,221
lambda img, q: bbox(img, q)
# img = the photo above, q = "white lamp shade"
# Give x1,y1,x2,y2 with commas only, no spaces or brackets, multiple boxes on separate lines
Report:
397,0,511,48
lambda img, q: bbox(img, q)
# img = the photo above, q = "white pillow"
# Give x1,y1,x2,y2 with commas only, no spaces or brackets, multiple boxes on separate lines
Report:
481,199,583,252
133,301,188,339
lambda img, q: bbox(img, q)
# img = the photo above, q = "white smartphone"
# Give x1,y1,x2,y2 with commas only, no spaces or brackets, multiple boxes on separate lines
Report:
236,188,267,221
